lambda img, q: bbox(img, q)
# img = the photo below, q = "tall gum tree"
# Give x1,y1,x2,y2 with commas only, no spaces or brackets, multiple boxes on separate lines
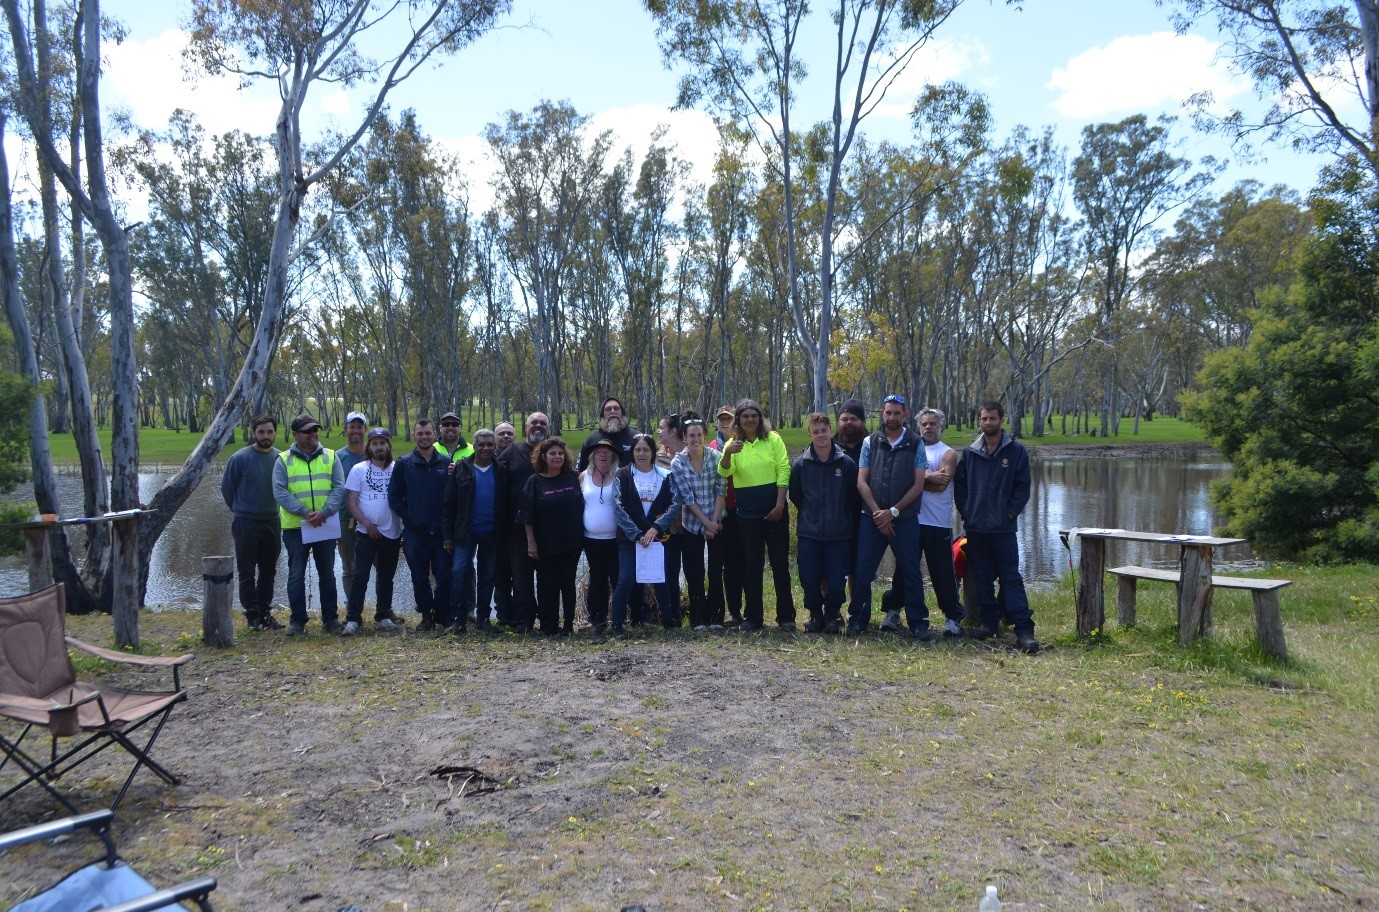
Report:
645,0,1014,412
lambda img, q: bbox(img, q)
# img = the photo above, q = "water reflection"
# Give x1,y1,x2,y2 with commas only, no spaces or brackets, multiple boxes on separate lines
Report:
2,457,1242,604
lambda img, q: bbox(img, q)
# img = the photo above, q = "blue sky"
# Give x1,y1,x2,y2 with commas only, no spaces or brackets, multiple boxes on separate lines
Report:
81,1,1346,207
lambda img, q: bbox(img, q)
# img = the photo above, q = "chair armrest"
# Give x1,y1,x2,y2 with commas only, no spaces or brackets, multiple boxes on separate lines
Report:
98,875,218,912
66,637,194,668
0,690,102,713
0,810,113,853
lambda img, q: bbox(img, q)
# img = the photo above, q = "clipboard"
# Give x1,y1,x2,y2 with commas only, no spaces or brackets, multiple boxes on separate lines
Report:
301,513,342,543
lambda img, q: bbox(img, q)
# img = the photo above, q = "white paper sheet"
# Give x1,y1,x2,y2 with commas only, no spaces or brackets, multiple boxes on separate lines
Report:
300,512,342,543
635,541,666,583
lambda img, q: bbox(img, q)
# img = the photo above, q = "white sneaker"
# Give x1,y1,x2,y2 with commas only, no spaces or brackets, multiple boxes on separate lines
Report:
880,610,901,631
708,624,725,634
943,618,963,637
342,620,361,636
375,618,399,632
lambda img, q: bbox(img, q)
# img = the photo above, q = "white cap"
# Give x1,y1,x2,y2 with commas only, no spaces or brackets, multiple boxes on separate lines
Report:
345,411,367,425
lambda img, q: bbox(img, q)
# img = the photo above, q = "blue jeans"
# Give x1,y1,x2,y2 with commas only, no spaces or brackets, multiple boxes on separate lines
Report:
965,530,1033,636
612,544,676,629
449,531,497,624
403,528,452,624
798,536,849,622
282,527,339,627
849,518,928,631
347,532,402,622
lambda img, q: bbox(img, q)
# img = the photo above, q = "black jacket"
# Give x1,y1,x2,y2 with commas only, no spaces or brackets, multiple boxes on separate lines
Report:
387,448,452,534
578,425,637,471
789,444,859,542
862,428,924,521
953,431,1030,534
442,456,504,547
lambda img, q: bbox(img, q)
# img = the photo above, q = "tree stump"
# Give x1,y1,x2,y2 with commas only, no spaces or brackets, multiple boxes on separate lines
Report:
1177,545,1213,646
1252,590,1289,663
1116,573,1138,627
202,556,235,647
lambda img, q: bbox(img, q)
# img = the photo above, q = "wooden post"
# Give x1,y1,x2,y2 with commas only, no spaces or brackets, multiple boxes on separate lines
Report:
1076,536,1106,636
202,556,235,647
1116,574,1138,627
24,526,53,592
1252,590,1288,663
111,514,141,649
1177,544,1214,646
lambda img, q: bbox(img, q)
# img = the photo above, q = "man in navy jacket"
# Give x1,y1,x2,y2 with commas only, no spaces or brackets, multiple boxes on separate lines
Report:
953,400,1039,654
388,418,454,632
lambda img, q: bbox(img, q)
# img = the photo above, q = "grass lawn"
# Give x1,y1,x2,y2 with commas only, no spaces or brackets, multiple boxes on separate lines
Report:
9,562,1373,910
42,416,1209,465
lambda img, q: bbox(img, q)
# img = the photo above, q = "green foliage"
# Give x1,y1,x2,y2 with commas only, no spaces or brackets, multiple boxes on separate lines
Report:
1186,159,1379,562
0,366,31,495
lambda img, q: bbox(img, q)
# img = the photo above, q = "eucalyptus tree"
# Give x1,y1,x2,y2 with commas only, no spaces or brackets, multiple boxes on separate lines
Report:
646,0,1016,411
1072,114,1212,437
485,100,612,433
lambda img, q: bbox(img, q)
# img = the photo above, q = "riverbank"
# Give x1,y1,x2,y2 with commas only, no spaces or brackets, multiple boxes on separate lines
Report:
2,564,1373,910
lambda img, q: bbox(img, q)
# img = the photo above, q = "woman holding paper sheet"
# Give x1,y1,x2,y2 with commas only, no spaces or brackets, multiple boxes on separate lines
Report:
611,434,681,634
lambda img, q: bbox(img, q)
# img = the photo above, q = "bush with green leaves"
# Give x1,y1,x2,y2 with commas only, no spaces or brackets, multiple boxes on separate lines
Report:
1185,159,1379,562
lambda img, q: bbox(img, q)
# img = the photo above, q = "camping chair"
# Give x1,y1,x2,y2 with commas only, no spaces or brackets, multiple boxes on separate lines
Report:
0,808,216,911
0,584,193,814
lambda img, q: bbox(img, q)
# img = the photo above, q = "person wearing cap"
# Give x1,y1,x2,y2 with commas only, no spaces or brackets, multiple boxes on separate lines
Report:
273,412,348,635
577,396,636,471
833,398,868,465
336,411,369,603
443,428,502,632
579,437,620,634
717,399,794,631
848,394,930,639
221,414,284,631
342,428,403,634
436,411,474,461
389,418,455,632
708,404,744,625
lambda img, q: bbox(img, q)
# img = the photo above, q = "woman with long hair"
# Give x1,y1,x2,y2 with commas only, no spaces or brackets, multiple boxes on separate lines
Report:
580,438,620,635
518,437,583,635
716,399,794,631
656,412,686,622
611,433,682,634
670,410,727,631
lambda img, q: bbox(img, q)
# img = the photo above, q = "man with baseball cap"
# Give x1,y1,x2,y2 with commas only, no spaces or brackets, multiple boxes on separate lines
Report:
273,412,347,634
336,411,369,603
436,411,473,460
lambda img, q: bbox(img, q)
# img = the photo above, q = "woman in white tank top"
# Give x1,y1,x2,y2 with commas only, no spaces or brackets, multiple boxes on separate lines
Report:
580,440,620,634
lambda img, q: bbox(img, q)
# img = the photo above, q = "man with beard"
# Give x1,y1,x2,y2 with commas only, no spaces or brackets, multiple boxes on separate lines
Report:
335,411,369,607
436,411,474,460
221,414,284,631
343,428,403,634
444,429,502,632
578,397,636,470
497,412,549,632
490,420,519,623
273,413,347,635
847,395,930,639
388,418,454,632
833,398,867,464
953,400,1039,654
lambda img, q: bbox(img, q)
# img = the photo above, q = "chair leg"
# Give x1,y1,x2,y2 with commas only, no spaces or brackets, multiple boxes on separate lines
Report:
0,733,81,814
111,707,182,810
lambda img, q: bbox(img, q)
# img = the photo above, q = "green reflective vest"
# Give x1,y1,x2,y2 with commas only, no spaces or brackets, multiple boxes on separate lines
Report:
279,448,335,529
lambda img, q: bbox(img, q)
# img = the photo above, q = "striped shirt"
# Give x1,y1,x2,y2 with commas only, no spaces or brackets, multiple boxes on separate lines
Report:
669,447,726,536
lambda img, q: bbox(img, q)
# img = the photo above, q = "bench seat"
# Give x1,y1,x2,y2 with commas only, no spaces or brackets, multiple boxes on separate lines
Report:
1107,565,1291,662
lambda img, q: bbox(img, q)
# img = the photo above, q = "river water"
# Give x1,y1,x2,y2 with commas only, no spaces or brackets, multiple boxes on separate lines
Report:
1,456,1248,606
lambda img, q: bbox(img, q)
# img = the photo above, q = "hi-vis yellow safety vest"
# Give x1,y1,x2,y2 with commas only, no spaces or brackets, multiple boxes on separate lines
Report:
279,448,334,529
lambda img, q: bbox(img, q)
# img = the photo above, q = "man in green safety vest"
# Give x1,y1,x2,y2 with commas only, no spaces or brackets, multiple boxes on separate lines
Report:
273,412,347,635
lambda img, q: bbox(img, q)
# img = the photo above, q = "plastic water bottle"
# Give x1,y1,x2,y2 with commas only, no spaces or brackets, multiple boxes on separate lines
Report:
979,884,1002,912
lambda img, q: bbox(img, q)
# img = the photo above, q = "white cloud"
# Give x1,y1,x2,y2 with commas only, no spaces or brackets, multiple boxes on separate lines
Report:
1047,31,1244,120
103,28,281,136
872,37,991,120
317,90,352,117
589,105,720,189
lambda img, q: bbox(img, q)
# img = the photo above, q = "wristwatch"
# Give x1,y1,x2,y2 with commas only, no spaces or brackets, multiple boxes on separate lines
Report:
888,507,900,518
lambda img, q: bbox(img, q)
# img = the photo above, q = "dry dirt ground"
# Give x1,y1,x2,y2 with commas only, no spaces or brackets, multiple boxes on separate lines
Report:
0,607,1375,912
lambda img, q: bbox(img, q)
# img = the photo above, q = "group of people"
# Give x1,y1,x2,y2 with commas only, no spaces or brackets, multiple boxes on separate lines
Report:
219,394,1040,653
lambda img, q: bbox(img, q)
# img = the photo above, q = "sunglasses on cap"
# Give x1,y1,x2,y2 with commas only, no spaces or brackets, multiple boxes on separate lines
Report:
883,395,907,406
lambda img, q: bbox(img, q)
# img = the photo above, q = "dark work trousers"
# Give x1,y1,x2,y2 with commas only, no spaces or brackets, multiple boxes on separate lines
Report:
337,517,357,605
583,537,619,629
798,536,849,624
507,534,537,630
402,528,452,625
887,523,965,622
347,531,402,623
661,532,684,625
231,516,280,620
965,530,1034,636
737,513,794,628
681,531,725,627
536,549,580,634
720,510,744,622
492,534,514,624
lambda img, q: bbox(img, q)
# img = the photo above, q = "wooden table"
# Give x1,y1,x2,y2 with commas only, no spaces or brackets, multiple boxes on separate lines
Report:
1,510,150,646
1062,528,1246,645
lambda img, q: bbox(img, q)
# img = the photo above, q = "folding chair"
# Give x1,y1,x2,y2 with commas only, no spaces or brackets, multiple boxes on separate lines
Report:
0,584,193,813
0,808,216,911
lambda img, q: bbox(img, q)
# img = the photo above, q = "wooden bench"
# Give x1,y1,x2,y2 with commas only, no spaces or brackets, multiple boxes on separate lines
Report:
1108,565,1291,662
